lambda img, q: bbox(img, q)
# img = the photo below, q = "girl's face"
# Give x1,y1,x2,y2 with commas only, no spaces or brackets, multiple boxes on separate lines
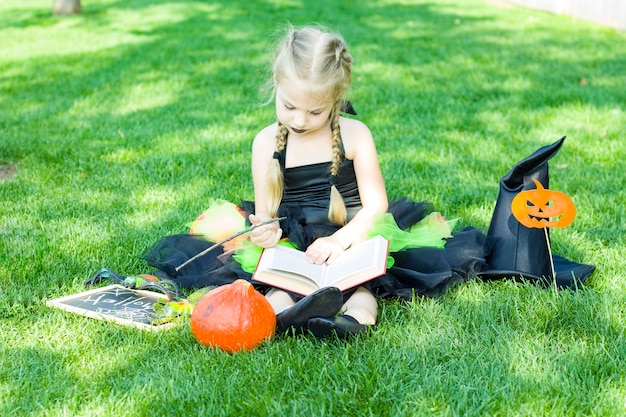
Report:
275,77,334,137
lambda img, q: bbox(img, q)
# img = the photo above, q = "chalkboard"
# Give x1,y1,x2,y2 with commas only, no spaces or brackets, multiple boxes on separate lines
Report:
46,284,176,331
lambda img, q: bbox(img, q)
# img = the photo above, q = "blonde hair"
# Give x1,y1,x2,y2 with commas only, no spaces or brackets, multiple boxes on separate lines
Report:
265,25,352,225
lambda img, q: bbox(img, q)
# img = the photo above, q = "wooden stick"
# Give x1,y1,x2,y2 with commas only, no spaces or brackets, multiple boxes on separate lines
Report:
544,227,557,291
174,217,286,272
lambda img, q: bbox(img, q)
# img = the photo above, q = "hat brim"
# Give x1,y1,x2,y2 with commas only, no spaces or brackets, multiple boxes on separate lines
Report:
477,255,595,289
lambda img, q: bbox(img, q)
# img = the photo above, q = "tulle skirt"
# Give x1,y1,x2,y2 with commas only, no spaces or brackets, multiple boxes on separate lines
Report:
142,198,492,300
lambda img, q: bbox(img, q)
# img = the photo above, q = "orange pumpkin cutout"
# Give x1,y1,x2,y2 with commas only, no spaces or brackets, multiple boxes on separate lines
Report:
190,279,276,353
511,179,576,229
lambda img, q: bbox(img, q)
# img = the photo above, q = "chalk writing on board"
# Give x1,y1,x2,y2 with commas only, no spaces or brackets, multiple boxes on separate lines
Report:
46,284,176,331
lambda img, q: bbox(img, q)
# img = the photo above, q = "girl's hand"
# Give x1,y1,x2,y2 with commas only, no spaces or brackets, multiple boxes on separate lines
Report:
248,214,282,248
305,236,346,265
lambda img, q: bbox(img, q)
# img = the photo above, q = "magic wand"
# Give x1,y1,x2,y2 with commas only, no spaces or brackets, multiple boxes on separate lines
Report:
174,217,286,272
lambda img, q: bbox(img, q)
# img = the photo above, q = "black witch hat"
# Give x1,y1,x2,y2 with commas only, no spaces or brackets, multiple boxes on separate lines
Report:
477,136,595,288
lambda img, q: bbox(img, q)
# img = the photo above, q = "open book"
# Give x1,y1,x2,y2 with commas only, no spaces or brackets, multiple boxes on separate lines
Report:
252,235,389,296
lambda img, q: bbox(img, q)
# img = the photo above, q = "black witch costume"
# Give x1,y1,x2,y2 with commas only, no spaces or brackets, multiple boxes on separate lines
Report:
143,136,595,312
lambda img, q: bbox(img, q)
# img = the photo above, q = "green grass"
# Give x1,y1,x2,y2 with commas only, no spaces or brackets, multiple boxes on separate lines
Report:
1,0,626,415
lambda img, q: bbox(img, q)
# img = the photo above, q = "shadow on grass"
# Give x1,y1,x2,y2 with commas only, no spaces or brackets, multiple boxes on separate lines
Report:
1,1,624,412
385,282,626,415
0,0,617,300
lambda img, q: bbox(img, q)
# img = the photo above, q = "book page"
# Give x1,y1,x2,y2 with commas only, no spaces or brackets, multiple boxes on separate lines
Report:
254,269,320,295
322,236,387,288
263,245,325,284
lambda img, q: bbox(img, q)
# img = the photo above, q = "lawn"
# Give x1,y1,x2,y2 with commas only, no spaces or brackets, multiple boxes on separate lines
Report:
1,0,625,415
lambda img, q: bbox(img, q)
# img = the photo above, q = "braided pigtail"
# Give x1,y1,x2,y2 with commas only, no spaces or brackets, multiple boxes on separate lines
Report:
328,100,347,225
266,122,289,217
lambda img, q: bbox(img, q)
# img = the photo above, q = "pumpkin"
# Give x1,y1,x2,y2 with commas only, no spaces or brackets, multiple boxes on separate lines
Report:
511,179,576,229
190,279,276,353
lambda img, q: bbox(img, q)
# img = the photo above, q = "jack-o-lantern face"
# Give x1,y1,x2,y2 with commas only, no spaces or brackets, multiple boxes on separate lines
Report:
511,179,576,228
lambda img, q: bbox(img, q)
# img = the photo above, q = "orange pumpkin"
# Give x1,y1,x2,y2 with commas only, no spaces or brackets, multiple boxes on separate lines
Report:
190,279,276,353
511,179,576,229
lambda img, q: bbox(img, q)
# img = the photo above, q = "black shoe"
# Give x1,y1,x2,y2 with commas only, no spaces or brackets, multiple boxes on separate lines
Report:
307,315,368,339
275,287,343,334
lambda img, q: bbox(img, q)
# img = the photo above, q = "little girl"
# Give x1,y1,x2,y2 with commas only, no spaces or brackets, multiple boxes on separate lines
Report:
143,25,492,338
246,25,389,338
